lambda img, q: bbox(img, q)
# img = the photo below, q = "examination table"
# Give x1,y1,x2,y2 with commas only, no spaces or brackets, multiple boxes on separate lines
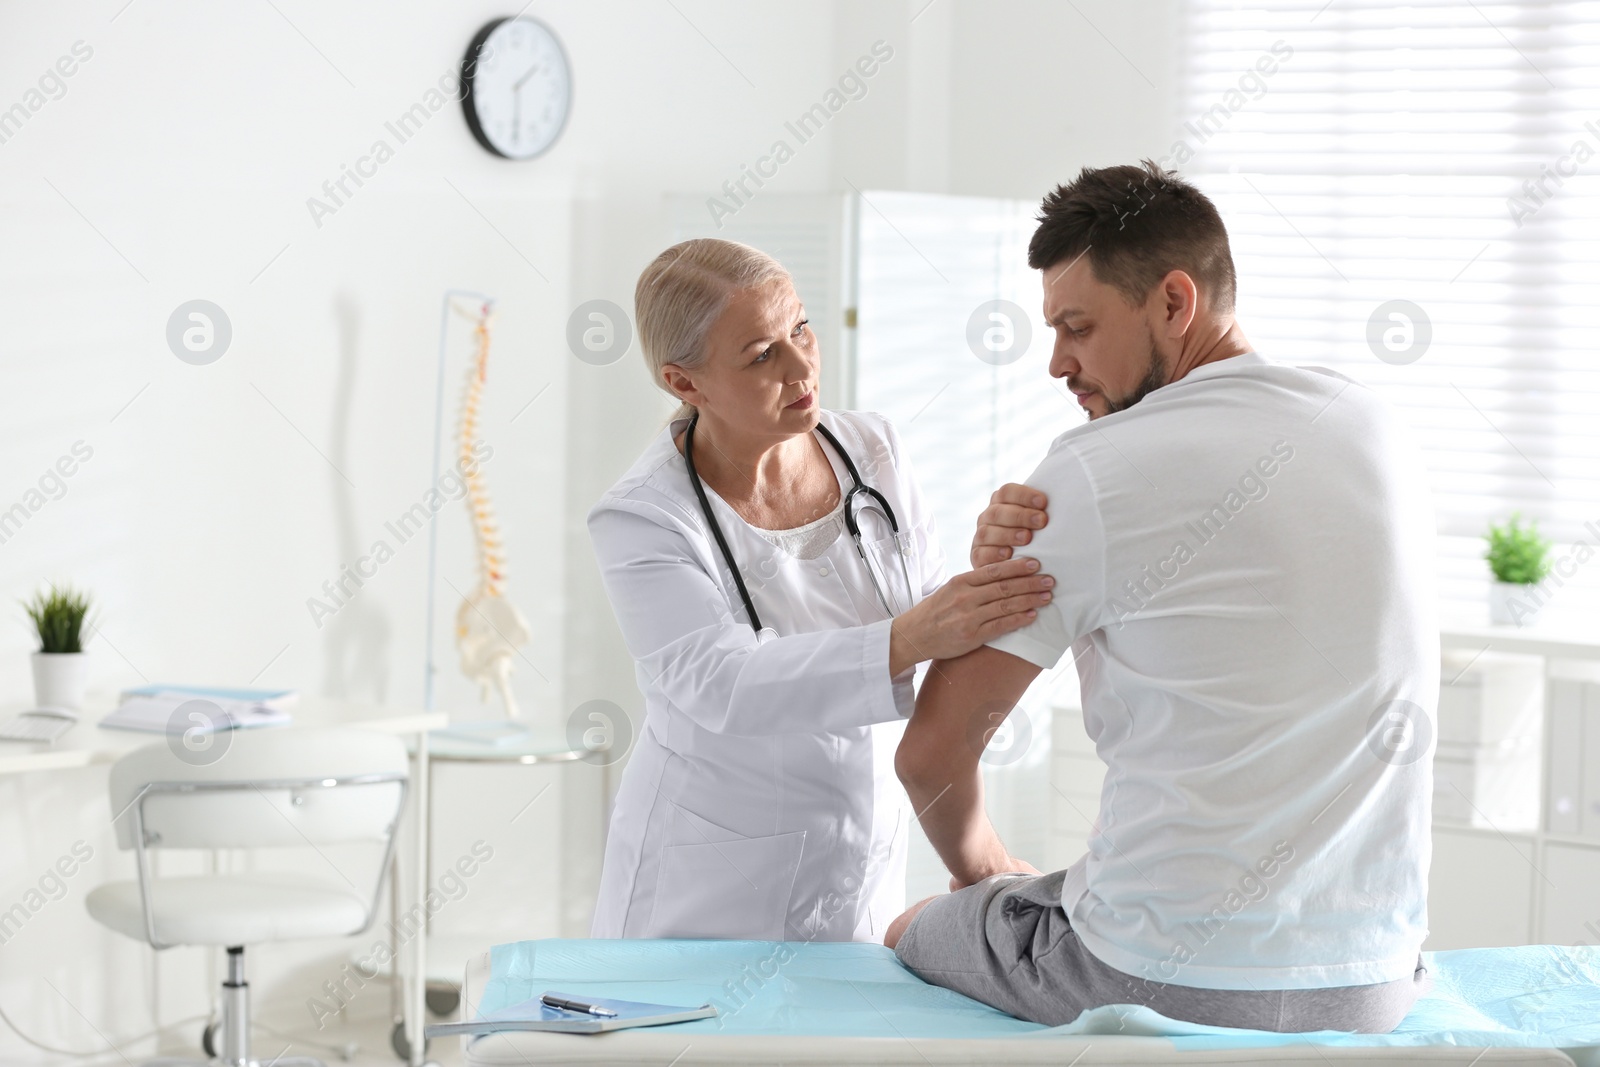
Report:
456,939,1600,1066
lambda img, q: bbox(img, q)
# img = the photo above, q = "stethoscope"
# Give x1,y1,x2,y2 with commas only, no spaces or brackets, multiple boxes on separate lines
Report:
683,412,915,633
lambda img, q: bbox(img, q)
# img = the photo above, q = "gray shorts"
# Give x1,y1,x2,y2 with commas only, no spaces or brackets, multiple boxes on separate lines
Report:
894,865,1430,1032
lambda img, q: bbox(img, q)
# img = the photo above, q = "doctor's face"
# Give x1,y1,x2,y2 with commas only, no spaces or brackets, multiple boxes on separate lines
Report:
671,277,820,441
1041,258,1169,421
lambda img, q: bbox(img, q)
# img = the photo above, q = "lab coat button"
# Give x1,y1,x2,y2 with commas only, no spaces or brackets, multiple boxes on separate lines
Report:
819,566,830,577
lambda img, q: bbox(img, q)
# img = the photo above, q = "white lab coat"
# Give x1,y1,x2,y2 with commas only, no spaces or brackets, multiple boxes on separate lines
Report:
587,408,947,942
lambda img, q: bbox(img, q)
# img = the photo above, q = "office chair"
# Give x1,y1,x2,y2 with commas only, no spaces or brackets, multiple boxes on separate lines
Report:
86,727,408,1067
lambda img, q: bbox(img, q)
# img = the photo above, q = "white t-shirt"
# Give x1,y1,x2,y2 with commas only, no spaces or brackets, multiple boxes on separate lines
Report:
988,351,1439,991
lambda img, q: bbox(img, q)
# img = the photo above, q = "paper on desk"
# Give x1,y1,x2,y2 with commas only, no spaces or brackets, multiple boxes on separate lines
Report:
99,691,292,733
120,683,297,711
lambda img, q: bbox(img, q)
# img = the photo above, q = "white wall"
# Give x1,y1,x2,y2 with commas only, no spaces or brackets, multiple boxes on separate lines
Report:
0,0,1177,1059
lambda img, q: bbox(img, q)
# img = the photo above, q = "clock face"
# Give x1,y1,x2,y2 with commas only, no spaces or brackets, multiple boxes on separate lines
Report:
462,17,572,160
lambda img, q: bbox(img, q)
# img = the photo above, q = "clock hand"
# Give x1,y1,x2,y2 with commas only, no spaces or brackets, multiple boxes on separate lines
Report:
511,64,540,147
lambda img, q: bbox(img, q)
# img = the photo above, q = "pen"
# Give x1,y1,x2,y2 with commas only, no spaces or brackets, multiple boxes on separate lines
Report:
541,994,618,1018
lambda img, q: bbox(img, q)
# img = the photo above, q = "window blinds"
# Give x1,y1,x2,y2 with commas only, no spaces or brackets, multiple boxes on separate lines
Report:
1180,0,1600,624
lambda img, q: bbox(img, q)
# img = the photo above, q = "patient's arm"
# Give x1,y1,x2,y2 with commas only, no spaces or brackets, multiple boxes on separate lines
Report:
895,645,1043,888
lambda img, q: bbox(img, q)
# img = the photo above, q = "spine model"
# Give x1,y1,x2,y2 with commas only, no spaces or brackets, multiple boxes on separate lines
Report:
452,301,532,718
460,312,505,597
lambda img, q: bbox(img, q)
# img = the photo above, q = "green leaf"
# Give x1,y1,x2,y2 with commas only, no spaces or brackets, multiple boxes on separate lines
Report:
21,584,93,654
1483,513,1553,586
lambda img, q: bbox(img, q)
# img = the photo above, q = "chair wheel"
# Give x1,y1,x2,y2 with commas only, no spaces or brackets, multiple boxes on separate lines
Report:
390,1021,430,1061
425,984,460,1017
202,1021,219,1058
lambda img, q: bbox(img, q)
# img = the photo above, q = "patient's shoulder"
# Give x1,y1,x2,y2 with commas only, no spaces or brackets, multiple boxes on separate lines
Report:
1029,425,1104,486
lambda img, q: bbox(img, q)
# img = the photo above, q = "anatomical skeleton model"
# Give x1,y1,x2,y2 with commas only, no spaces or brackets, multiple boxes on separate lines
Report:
453,299,532,717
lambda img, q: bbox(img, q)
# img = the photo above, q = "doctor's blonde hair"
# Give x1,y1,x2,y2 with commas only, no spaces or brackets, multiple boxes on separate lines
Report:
635,238,791,422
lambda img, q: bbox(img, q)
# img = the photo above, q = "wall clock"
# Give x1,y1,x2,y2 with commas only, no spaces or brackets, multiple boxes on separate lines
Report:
461,16,572,160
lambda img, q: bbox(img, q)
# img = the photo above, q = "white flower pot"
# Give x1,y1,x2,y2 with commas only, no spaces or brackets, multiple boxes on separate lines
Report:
31,651,89,710
1488,581,1542,628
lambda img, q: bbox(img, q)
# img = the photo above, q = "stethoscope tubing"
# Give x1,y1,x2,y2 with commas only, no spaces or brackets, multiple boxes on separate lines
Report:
684,413,911,633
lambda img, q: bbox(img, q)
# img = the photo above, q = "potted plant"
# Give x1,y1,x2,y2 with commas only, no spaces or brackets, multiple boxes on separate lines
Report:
24,584,93,709
1483,514,1552,627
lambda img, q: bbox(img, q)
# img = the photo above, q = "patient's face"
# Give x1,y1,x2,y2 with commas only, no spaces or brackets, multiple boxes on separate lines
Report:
1041,262,1168,421
671,277,820,442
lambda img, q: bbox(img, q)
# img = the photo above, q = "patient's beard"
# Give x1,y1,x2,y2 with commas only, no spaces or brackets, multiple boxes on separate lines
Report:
1100,336,1168,418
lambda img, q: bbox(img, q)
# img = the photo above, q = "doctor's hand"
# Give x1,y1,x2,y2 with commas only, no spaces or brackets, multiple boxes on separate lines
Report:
971,483,1049,568
949,856,1042,893
887,557,1053,675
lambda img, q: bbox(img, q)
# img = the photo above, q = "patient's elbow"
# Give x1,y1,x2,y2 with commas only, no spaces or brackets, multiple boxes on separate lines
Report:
894,728,948,795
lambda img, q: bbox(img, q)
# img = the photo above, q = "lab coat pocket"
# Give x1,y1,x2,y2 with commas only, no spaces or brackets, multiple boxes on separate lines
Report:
648,818,806,940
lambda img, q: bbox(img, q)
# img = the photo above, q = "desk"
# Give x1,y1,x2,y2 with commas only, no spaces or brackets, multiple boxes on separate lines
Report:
0,694,444,775
0,693,447,1066
1441,621,1600,662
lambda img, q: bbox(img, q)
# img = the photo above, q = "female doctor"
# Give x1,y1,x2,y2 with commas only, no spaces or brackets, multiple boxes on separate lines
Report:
588,238,1052,942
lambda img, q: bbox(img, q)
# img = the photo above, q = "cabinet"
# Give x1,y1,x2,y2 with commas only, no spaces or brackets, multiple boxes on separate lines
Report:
1539,842,1600,945
1432,633,1600,949
1424,827,1535,949
1433,651,1543,830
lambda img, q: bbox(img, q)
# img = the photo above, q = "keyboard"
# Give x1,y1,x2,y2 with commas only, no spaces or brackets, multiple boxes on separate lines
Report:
0,713,77,743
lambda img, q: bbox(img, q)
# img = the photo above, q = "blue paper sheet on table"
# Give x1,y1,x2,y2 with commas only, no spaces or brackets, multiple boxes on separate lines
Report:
476,939,1600,1062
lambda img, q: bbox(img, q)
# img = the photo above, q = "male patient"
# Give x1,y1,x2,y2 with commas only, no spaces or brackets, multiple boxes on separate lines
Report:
886,161,1440,1034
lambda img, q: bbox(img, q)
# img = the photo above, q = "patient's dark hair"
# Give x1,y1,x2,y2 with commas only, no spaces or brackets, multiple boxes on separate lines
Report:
1028,160,1237,314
